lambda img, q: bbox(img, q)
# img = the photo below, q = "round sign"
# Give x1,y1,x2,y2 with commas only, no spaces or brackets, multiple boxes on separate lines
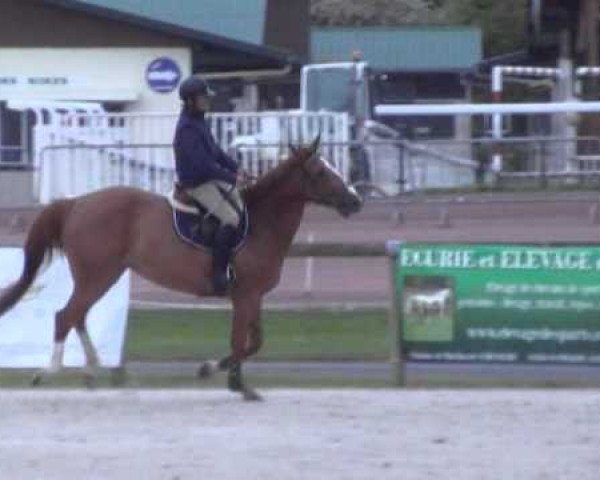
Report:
145,57,182,94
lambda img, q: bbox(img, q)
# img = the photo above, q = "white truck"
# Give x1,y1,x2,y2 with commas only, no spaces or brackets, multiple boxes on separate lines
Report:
231,61,403,195
232,60,477,195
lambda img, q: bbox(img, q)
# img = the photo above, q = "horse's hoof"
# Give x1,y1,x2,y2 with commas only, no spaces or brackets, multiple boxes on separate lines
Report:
83,373,96,389
242,388,263,402
227,378,243,393
197,361,217,380
31,373,42,387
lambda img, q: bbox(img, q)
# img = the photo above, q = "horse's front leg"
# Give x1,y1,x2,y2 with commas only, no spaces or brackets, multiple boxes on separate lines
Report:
224,319,263,399
227,294,263,401
199,293,263,401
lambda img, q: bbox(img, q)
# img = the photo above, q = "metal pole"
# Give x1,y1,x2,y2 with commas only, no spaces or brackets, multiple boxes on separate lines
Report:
585,0,599,98
491,67,504,173
20,110,29,165
397,142,405,192
386,240,404,386
540,138,548,189
555,29,576,174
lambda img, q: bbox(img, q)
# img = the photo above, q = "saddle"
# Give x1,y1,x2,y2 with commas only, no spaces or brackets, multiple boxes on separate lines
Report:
167,184,249,252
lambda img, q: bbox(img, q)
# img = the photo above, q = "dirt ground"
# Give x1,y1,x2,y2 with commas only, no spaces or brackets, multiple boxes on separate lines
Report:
0,389,599,480
2,200,600,478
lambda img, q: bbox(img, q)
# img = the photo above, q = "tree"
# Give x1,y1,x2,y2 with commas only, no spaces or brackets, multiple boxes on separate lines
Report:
442,0,528,56
310,0,445,26
310,0,528,56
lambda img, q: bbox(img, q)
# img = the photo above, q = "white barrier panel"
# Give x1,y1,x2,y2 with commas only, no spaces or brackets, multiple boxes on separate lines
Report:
0,248,130,368
32,110,351,203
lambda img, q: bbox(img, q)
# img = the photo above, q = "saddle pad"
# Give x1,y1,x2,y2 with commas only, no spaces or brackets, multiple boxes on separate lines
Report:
172,207,249,253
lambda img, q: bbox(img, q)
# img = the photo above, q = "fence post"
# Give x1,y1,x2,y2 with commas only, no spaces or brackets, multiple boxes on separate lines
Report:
540,138,548,189
397,141,405,192
386,240,405,386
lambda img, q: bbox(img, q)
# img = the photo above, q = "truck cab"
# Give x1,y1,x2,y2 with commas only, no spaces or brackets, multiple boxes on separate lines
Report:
300,61,401,191
301,61,371,125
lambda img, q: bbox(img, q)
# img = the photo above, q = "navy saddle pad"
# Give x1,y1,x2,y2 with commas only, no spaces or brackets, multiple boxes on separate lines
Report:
172,207,249,253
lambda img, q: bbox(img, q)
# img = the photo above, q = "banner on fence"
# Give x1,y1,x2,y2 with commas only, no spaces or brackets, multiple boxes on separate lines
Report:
0,248,130,368
394,243,600,364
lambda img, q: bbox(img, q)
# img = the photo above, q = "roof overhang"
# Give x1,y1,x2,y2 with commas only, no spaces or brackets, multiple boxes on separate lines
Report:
3,88,139,104
42,0,302,72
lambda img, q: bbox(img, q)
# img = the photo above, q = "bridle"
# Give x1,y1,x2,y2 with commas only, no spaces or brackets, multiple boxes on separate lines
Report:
298,151,344,207
240,148,346,207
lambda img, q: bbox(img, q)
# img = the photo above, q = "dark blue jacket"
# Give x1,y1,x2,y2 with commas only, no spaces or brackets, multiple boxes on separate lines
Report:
173,110,238,188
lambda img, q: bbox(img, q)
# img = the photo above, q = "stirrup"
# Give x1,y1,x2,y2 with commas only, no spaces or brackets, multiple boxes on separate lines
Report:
213,263,236,296
226,264,236,283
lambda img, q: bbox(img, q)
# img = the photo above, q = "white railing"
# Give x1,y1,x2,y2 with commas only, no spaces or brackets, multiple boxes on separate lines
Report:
375,101,600,116
211,111,351,180
33,110,351,203
38,144,176,203
375,101,600,178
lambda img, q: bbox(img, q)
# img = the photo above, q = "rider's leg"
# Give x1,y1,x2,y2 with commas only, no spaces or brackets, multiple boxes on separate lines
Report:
212,222,238,295
212,189,244,293
187,182,243,296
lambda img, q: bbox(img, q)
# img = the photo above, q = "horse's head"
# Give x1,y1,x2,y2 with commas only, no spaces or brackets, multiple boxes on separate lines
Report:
291,136,362,217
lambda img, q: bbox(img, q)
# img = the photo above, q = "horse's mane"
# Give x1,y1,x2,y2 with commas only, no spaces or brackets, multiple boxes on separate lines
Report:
242,153,300,206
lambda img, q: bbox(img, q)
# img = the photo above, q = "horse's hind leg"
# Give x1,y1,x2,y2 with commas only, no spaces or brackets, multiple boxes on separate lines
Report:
32,265,124,387
76,323,99,372
31,297,86,386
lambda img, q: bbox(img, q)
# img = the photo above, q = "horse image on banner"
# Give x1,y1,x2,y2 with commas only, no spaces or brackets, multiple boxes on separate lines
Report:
405,288,453,322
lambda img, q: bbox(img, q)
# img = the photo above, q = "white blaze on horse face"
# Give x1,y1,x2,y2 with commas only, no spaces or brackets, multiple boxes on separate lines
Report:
319,156,356,191
320,156,344,181
315,156,362,213
319,156,361,202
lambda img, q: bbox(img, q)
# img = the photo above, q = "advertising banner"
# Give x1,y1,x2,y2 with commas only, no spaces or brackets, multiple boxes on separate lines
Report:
395,243,600,364
0,248,130,368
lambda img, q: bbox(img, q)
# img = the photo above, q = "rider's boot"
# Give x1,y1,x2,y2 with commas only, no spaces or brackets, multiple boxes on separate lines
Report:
212,224,237,296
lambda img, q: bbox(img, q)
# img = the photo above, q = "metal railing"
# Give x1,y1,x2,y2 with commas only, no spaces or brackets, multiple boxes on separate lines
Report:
28,110,349,168
416,136,600,188
340,135,600,194
35,139,477,203
36,141,352,203
38,143,175,203
34,135,600,204
27,110,350,201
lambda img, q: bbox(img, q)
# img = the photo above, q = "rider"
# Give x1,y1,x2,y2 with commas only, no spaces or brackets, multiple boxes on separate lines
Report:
173,75,245,296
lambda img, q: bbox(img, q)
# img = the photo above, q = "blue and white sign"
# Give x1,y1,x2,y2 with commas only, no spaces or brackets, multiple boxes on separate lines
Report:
146,57,181,93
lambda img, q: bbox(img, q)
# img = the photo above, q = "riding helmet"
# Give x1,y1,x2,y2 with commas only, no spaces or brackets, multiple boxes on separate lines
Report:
178,76,215,101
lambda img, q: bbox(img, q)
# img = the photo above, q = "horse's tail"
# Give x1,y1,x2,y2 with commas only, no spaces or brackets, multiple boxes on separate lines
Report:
0,199,73,317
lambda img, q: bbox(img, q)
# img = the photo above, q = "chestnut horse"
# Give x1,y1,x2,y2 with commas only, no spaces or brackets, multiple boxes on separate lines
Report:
0,138,362,400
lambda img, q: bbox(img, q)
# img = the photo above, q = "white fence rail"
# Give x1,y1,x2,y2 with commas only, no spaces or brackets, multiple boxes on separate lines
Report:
375,101,600,179
32,111,350,203
38,144,176,203
375,101,600,116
